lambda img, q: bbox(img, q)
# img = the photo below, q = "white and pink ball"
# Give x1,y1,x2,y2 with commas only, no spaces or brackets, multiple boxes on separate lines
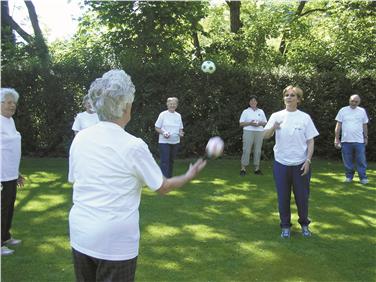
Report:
205,136,224,159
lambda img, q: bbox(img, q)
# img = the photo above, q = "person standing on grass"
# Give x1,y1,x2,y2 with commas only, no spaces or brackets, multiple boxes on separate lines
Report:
264,85,319,239
1,88,24,256
72,94,99,135
334,94,369,184
239,95,267,176
68,70,206,282
155,97,184,178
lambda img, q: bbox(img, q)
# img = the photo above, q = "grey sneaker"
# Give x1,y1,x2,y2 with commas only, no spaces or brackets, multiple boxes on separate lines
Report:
1,246,15,256
302,226,312,237
240,170,246,176
360,178,369,185
280,228,291,239
344,178,352,183
4,238,22,246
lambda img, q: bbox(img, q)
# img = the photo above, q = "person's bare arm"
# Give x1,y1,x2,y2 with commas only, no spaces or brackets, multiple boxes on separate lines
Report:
334,121,342,148
363,123,368,146
157,159,206,195
301,138,314,176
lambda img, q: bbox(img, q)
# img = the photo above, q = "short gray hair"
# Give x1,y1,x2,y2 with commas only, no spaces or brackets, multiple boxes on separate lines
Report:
1,88,19,103
82,94,90,104
88,70,135,121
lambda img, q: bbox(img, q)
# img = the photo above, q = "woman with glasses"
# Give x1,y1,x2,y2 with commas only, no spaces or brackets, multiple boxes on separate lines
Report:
1,88,24,256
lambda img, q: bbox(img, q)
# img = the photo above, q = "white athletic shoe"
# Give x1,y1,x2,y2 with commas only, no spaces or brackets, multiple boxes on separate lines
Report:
344,178,352,183
360,178,369,185
1,246,15,256
4,238,22,246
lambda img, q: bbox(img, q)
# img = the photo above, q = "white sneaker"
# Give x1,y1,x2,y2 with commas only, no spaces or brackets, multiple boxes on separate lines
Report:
4,238,22,246
344,178,352,183
1,246,15,256
360,178,369,185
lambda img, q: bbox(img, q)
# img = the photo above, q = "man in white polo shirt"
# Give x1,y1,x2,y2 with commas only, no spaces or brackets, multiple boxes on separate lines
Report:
334,94,369,184
68,70,206,282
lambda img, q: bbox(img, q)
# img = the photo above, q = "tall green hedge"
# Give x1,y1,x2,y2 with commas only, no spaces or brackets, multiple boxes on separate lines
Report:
2,63,375,161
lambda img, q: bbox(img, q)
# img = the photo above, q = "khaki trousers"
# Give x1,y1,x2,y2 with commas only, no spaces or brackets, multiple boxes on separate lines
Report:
241,130,264,169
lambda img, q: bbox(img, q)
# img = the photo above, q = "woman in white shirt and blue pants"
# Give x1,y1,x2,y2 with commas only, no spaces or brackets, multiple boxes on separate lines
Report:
264,86,319,239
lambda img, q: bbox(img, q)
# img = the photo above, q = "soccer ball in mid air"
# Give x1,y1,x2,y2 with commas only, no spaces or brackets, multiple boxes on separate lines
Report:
205,136,224,159
201,60,216,74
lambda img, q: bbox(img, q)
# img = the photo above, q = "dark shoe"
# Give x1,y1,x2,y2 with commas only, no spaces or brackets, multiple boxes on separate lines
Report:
240,170,246,176
302,226,312,237
280,228,290,239
254,170,263,175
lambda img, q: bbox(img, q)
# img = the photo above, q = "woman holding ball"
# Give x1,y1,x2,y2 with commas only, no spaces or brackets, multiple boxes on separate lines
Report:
155,97,184,177
264,86,319,239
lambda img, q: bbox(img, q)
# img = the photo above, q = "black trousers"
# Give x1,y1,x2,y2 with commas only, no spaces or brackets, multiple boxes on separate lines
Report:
72,248,138,282
1,179,18,246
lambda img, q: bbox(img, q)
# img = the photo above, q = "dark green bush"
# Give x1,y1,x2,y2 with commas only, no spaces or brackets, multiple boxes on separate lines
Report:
2,62,375,161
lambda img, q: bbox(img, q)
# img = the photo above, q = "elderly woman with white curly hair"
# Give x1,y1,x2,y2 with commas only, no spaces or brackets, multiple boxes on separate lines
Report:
1,88,24,256
68,69,206,281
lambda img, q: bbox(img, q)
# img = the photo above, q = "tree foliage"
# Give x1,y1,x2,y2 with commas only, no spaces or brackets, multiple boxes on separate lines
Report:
1,0,375,160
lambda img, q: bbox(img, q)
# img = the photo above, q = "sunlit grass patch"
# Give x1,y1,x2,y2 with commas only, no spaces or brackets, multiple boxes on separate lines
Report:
2,158,375,282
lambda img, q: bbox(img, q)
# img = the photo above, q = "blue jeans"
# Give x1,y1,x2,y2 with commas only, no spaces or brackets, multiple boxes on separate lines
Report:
341,142,367,180
159,143,180,178
273,161,311,228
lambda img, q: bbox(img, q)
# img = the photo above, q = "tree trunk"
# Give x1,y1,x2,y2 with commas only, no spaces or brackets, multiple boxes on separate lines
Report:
279,0,307,55
226,1,242,33
24,0,50,64
192,31,203,61
1,1,16,45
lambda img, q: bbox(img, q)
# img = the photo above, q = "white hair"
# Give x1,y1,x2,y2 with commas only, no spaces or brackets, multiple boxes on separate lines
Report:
1,88,19,103
88,69,135,121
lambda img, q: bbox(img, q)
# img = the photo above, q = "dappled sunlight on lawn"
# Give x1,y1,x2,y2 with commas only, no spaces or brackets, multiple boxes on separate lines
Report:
4,158,375,282
27,171,63,182
208,193,248,203
146,224,181,237
20,194,67,212
182,224,228,240
238,242,278,261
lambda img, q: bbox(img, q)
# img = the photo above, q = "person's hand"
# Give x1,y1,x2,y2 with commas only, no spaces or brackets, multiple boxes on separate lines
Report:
163,131,170,138
185,158,207,180
334,142,341,149
273,121,282,130
17,175,25,188
300,160,310,176
179,131,185,137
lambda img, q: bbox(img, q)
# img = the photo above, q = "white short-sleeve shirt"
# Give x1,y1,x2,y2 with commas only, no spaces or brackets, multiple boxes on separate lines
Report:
264,109,319,166
68,122,163,260
335,106,368,143
239,107,267,132
0,115,21,181
155,110,183,144
72,111,100,132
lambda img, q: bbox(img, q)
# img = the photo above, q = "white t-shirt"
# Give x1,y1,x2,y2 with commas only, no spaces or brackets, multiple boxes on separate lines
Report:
335,106,368,143
265,109,319,166
68,122,163,261
72,111,100,132
155,110,183,144
239,107,267,132
0,115,21,181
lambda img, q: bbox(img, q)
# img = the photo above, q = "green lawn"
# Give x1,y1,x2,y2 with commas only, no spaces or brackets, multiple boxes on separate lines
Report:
2,158,376,282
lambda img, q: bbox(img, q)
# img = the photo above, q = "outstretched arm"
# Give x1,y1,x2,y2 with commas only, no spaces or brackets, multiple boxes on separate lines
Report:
157,159,206,195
